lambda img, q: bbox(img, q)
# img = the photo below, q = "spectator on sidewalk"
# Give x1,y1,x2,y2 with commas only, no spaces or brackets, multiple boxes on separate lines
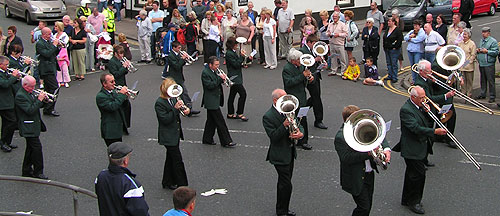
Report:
447,13,461,45
76,0,92,18
185,17,199,58
344,10,358,60
102,2,116,44
476,27,498,103
177,0,188,19
162,24,177,78
361,18,380,66
404,20,426,82
453,21,466,45
326,12,348,76
81,16,96,72
222,9,237,56
0,28,6,59
70,18,88,80
161,0,174,27
137,10,153,63
261,9,277,70
171,9,187,29
434,14,448,44
201,11,213,64
458,29,476,97
235,12,255,67
383,17,403,83
191,0,207,23
329,5,345,23
423,23,445,64
299,9,318,39
118,33,132,60
425,13,434,26
88,8,107,35
149,1,165,60
31,21,47,44
3,26,23,56
276,0,294,59
366,2,384,35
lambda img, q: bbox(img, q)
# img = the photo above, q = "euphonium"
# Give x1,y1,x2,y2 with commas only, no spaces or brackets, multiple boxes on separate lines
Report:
115,85,139,100
166,84,189,116
343,109,389,170
299,54,315,80
216,68,234,87
275,95,300,144
312,41,328,65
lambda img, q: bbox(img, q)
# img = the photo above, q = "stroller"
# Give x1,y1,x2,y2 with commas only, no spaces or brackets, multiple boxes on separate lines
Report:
95,32,113,70
155,27,169,66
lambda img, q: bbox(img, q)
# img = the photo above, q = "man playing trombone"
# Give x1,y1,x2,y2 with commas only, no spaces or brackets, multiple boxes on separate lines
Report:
96,73,129,146
166,41,200,116
0,56,21,152
108,44,133,129
394,86,447,214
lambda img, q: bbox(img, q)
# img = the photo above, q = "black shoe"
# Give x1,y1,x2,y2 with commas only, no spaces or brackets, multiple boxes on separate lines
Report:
287,210,296,216
474,95,486,100
314,122,328,129
7,143,17,149
137,60,147,63
489,98,495,103
202,141,216,145
222,142,237,148
446,141,458,149
189,110,201,116
301,143,313,150
401,201,408,206
22,173,33,178
44,111,60,117
1,144,12,152
424,161,435,167
163,184,178,190
408,203,425,214
34,174,48,180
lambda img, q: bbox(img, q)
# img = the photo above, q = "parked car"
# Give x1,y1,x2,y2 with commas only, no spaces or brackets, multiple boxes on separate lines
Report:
4,0,67,25
452,0,497,16
384,0,437,30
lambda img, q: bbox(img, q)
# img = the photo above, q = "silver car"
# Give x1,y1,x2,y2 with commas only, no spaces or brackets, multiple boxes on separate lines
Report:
4,0,67,24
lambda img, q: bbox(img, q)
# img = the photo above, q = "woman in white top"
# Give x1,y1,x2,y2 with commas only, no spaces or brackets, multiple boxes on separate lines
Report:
201,11,213,63
206,16,222,60
261,9,277,69
222,9,237,57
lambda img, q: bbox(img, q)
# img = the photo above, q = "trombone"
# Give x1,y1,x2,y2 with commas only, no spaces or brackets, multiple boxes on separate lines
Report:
121,57,138,73
180,51,196,64
275,94,301,145
216,68,234,87
115,85,139,100
166,84,189,116
408,86,481,170
33,89,57,103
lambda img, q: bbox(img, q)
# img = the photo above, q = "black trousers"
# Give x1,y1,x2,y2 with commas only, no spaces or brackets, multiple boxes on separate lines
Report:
187,41,197,56
40,74,58,113
461,12,472,28
202,108,232,145
435,105,456,143
258,34,265,64
227,84,247,115
297,114,309,145
109,31,115,45
306,80,324,123
205,40,218,62
203,39,210,63
22,137,44,176
104,138,122,147
402,158,426,206
274,159,294,215
352,171,375,216
0,109,16,145
363,50,379,66
162,145,188,187
122,99,131,128
179,83,193,109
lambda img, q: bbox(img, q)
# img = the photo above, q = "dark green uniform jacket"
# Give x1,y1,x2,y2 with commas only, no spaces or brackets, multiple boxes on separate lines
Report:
263,105,303,165
35,38,59,76
0,69,19,110
225,49,245,85
282,62,307,107
167,52,187,84
201,67,224,110
96,88,128,139
155,97,184,146
8,56,26,93
431,60,453,105
414,74,445,104
334,126,389,196
15,88,45,138
108,56,128,86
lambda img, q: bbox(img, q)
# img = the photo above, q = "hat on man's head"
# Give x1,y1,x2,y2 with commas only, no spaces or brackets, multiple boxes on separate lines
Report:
108,142,133,159
482,27,491,32
167,23,176,29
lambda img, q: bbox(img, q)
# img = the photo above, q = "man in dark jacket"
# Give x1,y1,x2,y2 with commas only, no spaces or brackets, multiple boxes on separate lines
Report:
36,27,60,117
334,105,390,216
459,0,474,28
95,142,150,216
0,56,21,152
96,73,129,146
263,88,303,216
108,45,133,128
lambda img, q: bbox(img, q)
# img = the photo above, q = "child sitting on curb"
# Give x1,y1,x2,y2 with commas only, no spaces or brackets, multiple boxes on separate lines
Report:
363,57,384,86
342,57,360,81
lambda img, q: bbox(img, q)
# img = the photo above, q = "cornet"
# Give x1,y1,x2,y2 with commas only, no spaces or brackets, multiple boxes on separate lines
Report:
115,85,139,100
20,56,39,66
180,51,196,64
166,84,189,116
216,68,234,87
275,95,300,145
33,89,57,103
7,68,29,79
121,57,138,73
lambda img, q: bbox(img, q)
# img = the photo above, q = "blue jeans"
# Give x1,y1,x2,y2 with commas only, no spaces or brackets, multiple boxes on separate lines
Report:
424,52,435,65
114,2,121,21
408,51,424,82
385,49,400,82
162,56,169,78
98,1,107,12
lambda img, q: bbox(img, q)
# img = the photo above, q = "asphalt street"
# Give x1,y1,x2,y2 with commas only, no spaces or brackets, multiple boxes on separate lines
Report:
1,8,500,216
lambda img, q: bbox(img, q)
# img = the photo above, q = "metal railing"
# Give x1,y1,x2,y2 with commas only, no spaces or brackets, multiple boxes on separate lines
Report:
0,175,97,216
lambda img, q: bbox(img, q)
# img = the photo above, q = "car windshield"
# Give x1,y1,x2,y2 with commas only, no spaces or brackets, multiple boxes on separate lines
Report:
392,0,421,7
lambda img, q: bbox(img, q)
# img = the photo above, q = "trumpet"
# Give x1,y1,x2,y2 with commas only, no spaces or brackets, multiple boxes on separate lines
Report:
180,51,196,64
20,56,39,66
115,85,139,100
275,95,301,145
121,57,138,73
166,84,189,116
216,68,234,87
33,89,57,103
408,86,481,170
7,68,29,79
343,109,389,170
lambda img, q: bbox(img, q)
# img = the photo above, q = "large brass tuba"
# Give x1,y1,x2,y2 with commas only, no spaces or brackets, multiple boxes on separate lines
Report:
275,95,300,144
343,109,388,170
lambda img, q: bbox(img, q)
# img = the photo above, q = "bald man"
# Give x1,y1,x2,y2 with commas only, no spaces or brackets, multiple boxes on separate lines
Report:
263,88,303,216
15,76,49,179
36,27,61,117
395,86,446,214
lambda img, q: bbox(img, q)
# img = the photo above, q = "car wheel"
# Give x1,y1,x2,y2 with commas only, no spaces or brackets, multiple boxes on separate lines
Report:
489,4,496,15
25,11,34,25
5,5,12,18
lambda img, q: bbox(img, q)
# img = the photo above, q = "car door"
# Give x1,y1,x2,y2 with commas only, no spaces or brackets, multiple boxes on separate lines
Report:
427,0,453,21
12,0,24,17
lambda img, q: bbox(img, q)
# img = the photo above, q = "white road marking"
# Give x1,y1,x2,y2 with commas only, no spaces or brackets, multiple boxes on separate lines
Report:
477,20,500,26
460,160,500,168
182,128,335,140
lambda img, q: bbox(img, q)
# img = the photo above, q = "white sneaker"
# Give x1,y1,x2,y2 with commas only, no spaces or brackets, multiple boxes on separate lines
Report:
269,66,276,70
64,83,69,88
185,62,191,66
39,84,44,89
264,65,270,69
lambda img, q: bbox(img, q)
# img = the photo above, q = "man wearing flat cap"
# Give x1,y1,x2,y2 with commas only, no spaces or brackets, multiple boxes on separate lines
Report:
95,142,150,216
476,26,498,103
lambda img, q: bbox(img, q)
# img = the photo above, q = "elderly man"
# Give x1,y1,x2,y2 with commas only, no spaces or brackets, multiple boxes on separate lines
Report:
37,27,60,117
476,27,499,103
329,5,345,23
423,23,445,64
191,0,206,22
282,49,313,150
0,56,21,152
263,88,304,216
88,8,107,35
425,13,434,25
395,86,447,214
447,13,461,45
95,142,150,215
335,105,391,216
137,10,153,63
276,0,294,59
367,2,384,35
327,12,348,76
62,15,74,36
149,1,165,59
15,76,48,179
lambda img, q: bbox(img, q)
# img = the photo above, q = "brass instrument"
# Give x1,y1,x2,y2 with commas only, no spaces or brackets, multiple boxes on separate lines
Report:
33,89,57,103
216,68,234,87
51,34,69,48
7,68,29,79
115,85,139,100
179,51,196,64
343,109,389,170
275,94,300,145
121,57,138,73
166,84,189,116
408,86,481,170
20,56,39,66
299,54,315,81
312,41,328,66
